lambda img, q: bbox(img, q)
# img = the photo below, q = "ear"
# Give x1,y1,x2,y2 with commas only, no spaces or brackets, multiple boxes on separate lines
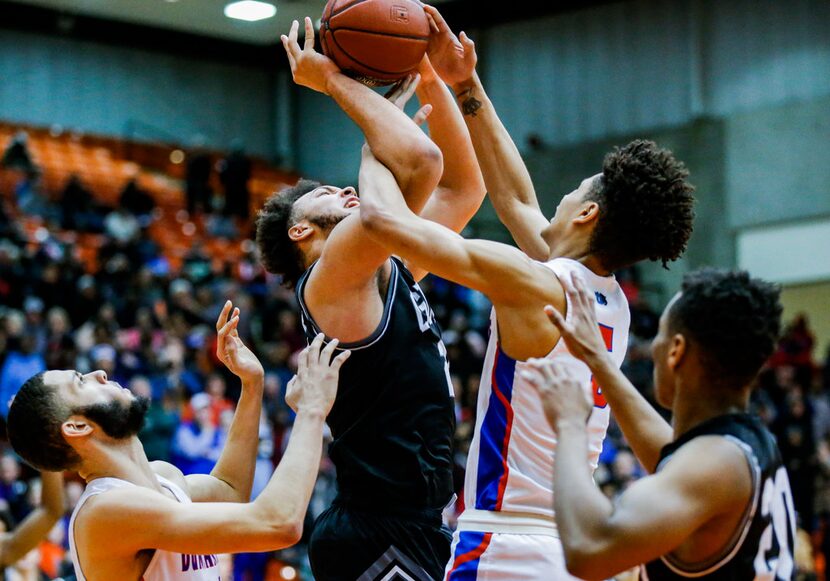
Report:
667,334,687,371
288,220,314,243
573,201,600,225
62,416,94,440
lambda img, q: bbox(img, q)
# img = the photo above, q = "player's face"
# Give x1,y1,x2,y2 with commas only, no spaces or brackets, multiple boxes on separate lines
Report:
651,293,682,408
44,369,134,410
44,370,148,441
294,184,360,226
543,174,601,242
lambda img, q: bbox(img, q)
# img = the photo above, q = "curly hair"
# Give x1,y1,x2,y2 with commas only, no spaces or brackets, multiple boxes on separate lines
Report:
669,268,782,386
255,179,321,288
7,372,81,471
586,140,696,272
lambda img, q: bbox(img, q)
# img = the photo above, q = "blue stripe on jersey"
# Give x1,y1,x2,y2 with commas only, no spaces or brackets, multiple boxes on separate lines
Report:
446,531,492,580
474,346,517,511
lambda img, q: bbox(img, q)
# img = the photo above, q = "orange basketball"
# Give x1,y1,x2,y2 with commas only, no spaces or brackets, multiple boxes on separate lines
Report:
320,0,430,86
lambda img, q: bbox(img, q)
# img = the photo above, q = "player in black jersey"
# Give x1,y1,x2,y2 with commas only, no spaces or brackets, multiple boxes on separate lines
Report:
258,18,486,581
522,268,795,580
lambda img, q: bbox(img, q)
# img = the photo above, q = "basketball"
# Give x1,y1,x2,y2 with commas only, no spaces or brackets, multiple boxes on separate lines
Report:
320,0,430,87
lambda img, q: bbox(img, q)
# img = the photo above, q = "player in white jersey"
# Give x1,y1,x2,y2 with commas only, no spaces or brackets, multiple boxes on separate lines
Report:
355,8,695,574
7,302,349,581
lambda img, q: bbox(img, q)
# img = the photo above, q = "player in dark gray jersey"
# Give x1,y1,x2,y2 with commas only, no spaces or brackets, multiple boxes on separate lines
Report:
523,268,794,580
258,18,485,581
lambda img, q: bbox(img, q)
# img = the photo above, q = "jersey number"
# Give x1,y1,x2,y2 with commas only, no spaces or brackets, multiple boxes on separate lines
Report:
753,466,796,580
590,324,614,408
409,285,436,333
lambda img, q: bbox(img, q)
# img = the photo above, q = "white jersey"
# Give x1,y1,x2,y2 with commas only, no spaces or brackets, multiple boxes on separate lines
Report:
69,474,221,581
462,258,630,522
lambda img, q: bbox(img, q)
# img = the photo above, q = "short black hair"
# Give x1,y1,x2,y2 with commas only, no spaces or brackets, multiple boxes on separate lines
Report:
6,372,81,471
587,140,695,272
255,179,321,288
668,268,782,386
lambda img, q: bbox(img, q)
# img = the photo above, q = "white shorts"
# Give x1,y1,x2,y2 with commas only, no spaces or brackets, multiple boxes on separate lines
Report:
443,529,584,580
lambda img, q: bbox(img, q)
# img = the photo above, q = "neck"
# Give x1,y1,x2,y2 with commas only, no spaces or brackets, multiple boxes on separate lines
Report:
78,437,161,491
543,232,613,276
670,377,751,439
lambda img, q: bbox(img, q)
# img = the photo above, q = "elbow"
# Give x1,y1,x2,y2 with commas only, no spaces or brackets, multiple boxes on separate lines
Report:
273,518,303,548
261,505,304,549
415,142,443,184
562,540,610,581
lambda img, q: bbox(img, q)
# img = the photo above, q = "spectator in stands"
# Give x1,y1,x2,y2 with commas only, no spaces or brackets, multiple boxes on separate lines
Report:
118,178,155,223
185,147,212,215
59,175,98,232
775,389,817,531
219,142,251,220
67,275,98,328
104,205,140,243
1,132,37,175
0,455,30,522
130,375,179,462
0,334,45,418
172,392,225,474
43,307,77,373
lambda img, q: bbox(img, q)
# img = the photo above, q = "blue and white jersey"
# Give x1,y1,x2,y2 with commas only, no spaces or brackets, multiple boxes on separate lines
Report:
69,475,220,581
462,258,630,521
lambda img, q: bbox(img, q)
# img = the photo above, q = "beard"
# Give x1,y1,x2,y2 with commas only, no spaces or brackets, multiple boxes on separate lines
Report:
74,397,150,440
310,211,348,233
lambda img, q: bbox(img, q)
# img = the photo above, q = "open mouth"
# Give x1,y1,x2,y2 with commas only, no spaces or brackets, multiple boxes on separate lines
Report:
345,198,360,209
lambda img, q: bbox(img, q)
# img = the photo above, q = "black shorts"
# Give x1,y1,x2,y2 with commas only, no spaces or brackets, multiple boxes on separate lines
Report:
308,502,452,580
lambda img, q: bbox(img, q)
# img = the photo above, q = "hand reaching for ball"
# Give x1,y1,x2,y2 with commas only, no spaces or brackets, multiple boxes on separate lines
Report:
281,17,341,95
423,5,477,87
384,73,433,126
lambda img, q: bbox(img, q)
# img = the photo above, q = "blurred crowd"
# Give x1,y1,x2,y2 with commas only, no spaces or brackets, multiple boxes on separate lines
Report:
1,139,829,580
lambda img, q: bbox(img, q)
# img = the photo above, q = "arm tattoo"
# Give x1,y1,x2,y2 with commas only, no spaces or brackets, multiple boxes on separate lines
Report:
456,88,482,117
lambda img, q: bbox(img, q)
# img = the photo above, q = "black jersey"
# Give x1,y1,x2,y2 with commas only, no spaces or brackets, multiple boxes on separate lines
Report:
296,257,455,513
642,413,796,581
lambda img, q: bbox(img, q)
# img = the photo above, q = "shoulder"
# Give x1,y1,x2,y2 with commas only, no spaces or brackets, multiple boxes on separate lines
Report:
72,484,183,559
658,435,755,508
151,461,190,494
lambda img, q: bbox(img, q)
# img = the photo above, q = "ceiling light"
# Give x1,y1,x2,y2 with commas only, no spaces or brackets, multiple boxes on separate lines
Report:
224,1,276,22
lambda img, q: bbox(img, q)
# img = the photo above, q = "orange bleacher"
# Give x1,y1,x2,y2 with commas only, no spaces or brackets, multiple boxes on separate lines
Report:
0,122,297,274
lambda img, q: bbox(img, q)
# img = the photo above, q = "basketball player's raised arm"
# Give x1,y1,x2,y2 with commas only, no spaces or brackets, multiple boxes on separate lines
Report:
184,301,265,503
282,18,442,211
0,470,64,566
523,360,752,580
359,147,546,305
282,18,443,292
545,274,673,471
79,336,348,556
423,5,551,261
413,56,486,237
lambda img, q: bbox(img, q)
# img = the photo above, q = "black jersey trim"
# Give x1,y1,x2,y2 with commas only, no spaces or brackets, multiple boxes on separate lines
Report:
296,259,399,351
656,435,761,577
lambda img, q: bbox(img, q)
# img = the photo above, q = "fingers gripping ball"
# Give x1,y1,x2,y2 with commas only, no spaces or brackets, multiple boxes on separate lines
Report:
321,0,430,86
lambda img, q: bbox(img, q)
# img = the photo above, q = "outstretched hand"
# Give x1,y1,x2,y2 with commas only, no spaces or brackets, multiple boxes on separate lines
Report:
216,300,264,385
423,5,477,87
544,272,611,368
286,334,350,416
281,17,340,94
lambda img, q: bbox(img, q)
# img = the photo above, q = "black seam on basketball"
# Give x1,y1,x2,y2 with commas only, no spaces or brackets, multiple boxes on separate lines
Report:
329,31,398,77
329,31,421,76
326,0,373,21
330,27,429,42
